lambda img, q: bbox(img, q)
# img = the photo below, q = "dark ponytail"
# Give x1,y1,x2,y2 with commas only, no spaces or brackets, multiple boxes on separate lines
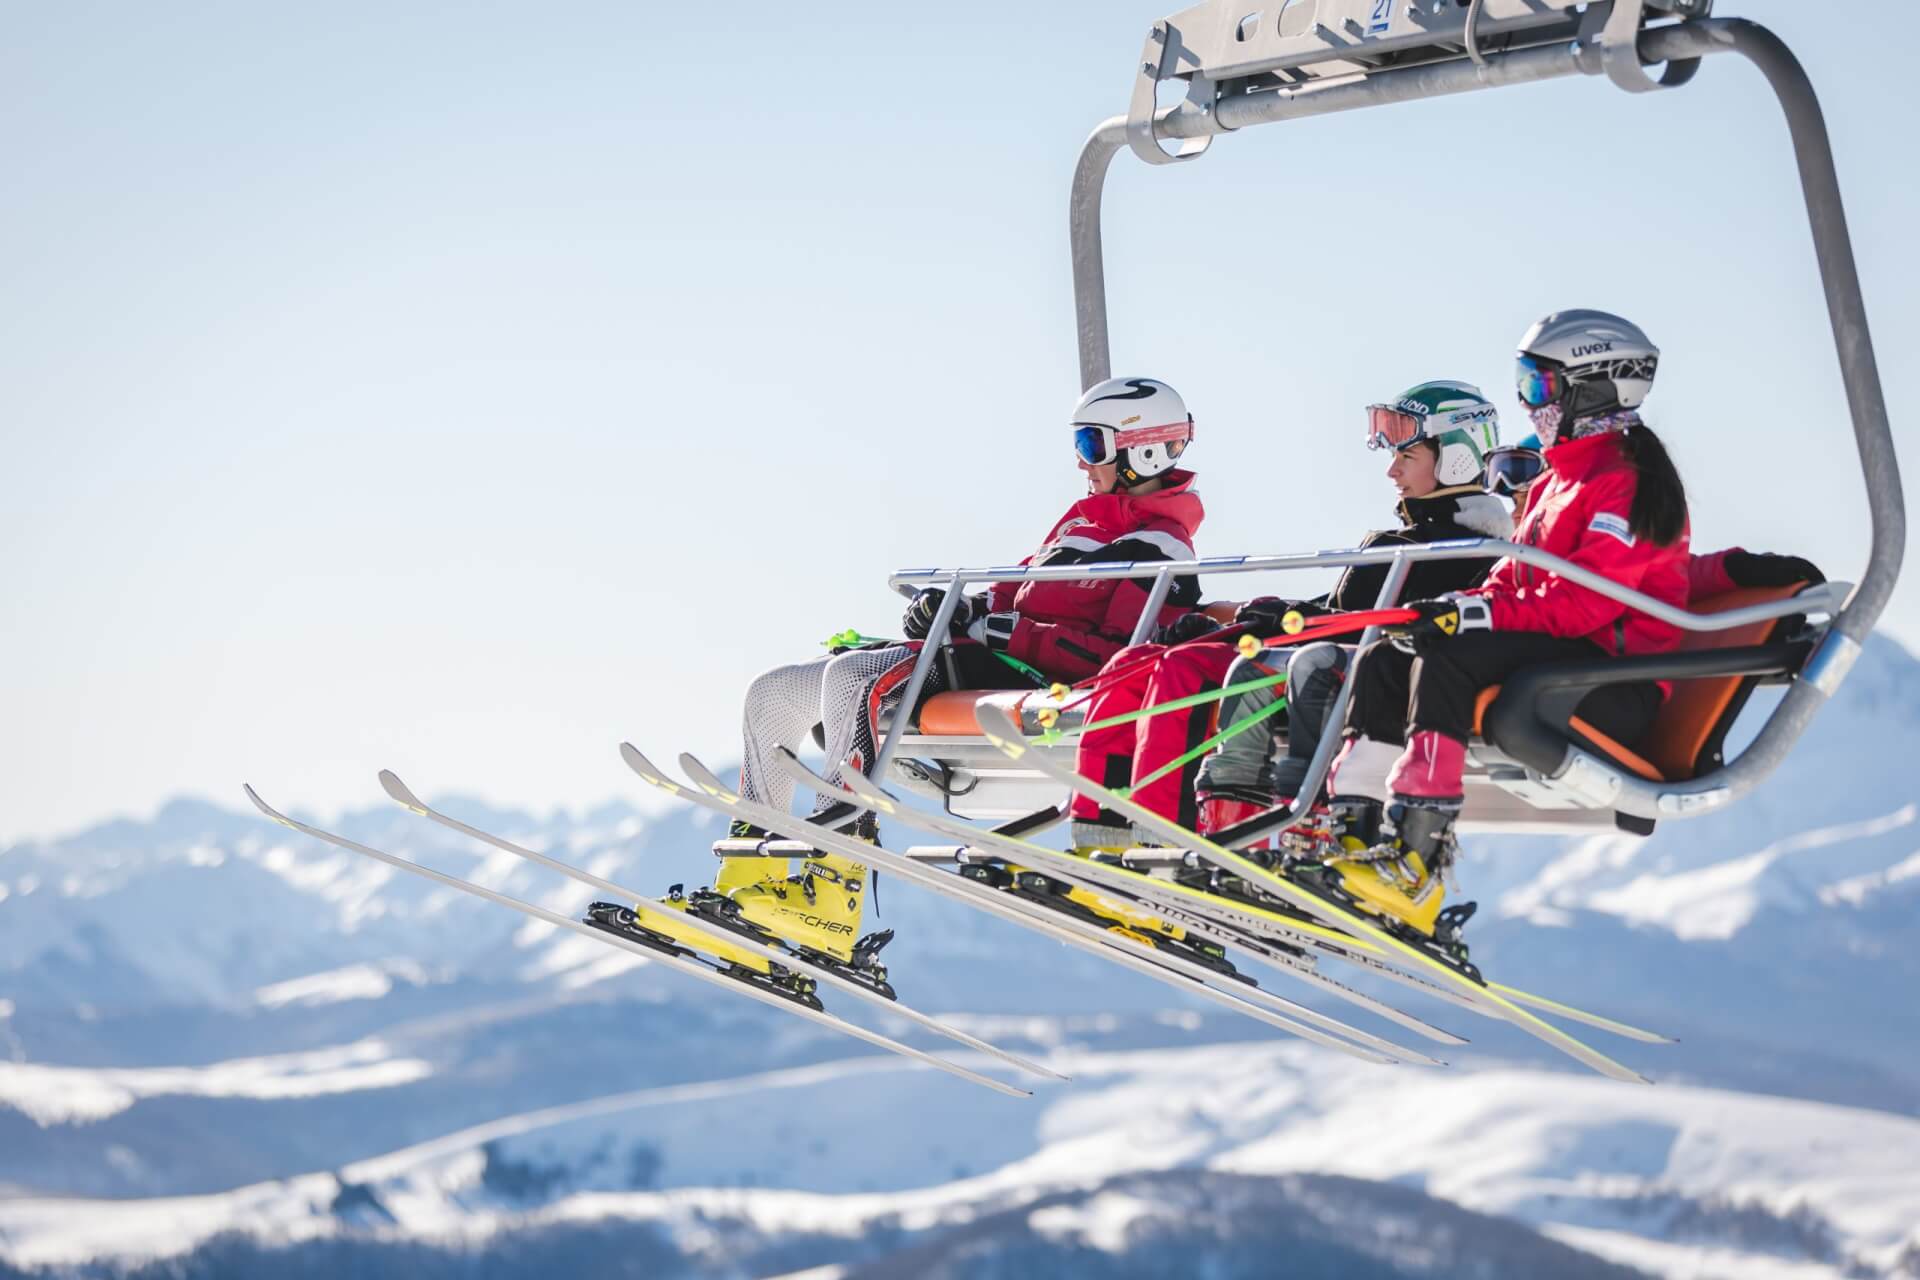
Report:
1621,422,1688,546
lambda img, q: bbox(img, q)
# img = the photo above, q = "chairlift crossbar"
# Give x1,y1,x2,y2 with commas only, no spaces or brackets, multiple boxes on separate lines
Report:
891,539,1843,637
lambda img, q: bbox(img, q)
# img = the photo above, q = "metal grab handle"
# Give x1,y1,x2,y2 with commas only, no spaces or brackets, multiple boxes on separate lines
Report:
894,539,1847,638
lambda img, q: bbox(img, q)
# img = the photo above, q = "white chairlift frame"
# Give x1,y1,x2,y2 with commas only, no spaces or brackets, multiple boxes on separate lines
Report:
876,0,1900,833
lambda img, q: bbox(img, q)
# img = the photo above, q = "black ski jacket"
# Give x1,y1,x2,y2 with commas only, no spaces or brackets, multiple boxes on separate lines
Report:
1328,486,1513,611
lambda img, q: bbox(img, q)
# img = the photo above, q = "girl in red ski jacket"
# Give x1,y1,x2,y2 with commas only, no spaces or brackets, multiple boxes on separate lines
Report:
733,377,1203,825
1328,310,1691,907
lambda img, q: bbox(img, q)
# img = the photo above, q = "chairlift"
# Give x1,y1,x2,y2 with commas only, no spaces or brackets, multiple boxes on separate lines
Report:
875,0,1902,842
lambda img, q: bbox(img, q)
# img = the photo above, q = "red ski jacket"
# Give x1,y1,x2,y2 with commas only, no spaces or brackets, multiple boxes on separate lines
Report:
1466,432,1690,660
985,470,1205,681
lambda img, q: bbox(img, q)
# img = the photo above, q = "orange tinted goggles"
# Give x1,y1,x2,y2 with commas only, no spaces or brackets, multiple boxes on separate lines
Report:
1365,405,1424,451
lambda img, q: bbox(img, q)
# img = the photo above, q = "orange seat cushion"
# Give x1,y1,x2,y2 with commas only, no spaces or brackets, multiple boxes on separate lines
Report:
1472,582,1808,782
916,690,1006,736
1641,583,1806,779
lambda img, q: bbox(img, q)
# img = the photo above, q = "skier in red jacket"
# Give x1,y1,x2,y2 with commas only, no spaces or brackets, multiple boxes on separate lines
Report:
1322,309,1694,935
695,378,1201,976
732,376,1204,833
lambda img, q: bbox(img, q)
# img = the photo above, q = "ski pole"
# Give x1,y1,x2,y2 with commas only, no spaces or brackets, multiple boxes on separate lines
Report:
1049,606,1415,714
1117,694,1292,800
1035,669,1286,742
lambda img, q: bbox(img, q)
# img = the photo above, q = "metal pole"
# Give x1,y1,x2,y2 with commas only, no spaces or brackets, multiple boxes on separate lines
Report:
1069,123,1127,389
870,575,969,779
1226,551,1413,850
1127,565,1180,646
1607,19,1904,818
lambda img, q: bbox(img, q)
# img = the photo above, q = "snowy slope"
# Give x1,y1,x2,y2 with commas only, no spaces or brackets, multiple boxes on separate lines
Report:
2,1041,1915,1279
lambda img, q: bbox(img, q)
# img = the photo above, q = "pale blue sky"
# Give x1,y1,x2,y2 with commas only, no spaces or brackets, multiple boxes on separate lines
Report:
2,2,1912,842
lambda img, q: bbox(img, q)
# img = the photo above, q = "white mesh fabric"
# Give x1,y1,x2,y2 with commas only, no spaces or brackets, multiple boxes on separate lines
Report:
738,645,946,815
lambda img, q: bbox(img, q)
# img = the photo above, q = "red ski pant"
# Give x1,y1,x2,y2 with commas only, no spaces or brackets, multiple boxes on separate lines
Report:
1069,641,1240,830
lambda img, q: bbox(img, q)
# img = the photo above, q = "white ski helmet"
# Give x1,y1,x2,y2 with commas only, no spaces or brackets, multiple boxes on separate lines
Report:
1365,380,1501,487
1516,309,1660,415
1071,377,1194,486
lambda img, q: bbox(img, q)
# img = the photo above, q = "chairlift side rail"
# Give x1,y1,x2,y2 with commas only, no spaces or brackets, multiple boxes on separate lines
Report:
890,538,1844,636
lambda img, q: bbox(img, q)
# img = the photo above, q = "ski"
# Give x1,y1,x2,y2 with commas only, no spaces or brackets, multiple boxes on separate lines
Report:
806,754,1468,1049
623,745,1441,1067
241,784,1032,1099
374,770,1063,1084
969,703,1655,1084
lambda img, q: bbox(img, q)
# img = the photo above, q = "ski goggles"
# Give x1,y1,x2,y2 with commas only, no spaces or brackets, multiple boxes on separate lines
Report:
1364,404,1426,452
1072,419,1193,466
1515,354,1568,409
1485,445,1546,496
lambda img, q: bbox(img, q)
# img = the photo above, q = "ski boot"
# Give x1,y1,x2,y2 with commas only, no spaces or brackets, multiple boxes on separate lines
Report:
1297,797,1461,939
701,813,897,999
1196,788,1277,854
962,853,1238,977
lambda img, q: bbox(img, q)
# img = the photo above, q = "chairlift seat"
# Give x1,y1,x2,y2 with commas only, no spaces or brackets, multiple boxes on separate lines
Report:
1472,581,1819,827
884,582,1822,830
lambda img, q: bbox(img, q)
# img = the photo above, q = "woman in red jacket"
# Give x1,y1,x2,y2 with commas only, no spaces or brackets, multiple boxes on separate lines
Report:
733,376,1204,831
1322,310,1692,934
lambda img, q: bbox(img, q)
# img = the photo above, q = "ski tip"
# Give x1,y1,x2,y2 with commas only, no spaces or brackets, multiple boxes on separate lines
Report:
618,742,679,793
241,784,294,830
829,762,898,814
970,701,1026,752
377,769,430,815
676,752,734,799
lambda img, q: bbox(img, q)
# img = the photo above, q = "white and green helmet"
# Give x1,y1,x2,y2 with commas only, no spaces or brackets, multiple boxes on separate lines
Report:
1365,380,1502,487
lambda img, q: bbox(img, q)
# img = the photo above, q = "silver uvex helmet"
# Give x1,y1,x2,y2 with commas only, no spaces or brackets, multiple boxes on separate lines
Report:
1517,309,1660,412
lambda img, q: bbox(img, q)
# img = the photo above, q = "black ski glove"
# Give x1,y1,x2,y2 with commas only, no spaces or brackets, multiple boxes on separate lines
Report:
901,589,987,640
1721,550,1824,588
1154,612,1223,645
1233,596,1327,636
1393,595,1492,646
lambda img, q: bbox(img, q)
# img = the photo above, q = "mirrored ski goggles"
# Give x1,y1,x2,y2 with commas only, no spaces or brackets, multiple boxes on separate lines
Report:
1484,445,1546,496
1364,405,1425,452
1072,419,1194,466
1515,354,1568,409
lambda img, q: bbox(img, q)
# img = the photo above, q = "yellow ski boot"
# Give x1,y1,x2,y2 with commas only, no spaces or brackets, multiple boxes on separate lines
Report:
704,816,896,998
1298,799,1476,971
584,821,829,1006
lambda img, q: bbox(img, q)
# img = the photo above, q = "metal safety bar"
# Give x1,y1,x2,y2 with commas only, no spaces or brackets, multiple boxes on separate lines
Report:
1050,7,1900,819
893,539,1847,635
880,535,1847,821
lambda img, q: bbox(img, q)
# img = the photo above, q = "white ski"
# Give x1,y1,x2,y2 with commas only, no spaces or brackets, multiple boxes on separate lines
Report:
803,753,1469,1049
622,745,1442,1068
241,784,1032,1099
969,703,1654,1084
374,769,1063,1084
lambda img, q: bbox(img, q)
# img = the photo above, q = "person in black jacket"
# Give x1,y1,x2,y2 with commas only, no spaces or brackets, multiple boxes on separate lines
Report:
1192,381,1512,840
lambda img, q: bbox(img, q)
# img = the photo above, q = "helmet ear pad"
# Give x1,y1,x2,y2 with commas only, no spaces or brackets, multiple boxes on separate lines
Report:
1434,438,1484,487
1117,436,1188,486
1565,376,1624,422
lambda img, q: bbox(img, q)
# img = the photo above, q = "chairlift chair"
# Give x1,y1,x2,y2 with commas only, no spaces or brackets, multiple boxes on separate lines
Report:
874,0,1901,843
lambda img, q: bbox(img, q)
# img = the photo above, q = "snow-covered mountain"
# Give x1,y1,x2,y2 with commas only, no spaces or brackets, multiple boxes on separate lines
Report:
2,634,1916,1277
4,1042,1917,1279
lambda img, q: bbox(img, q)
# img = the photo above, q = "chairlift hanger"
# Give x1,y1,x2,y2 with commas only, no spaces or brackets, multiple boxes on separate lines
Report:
872,0,1901,833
